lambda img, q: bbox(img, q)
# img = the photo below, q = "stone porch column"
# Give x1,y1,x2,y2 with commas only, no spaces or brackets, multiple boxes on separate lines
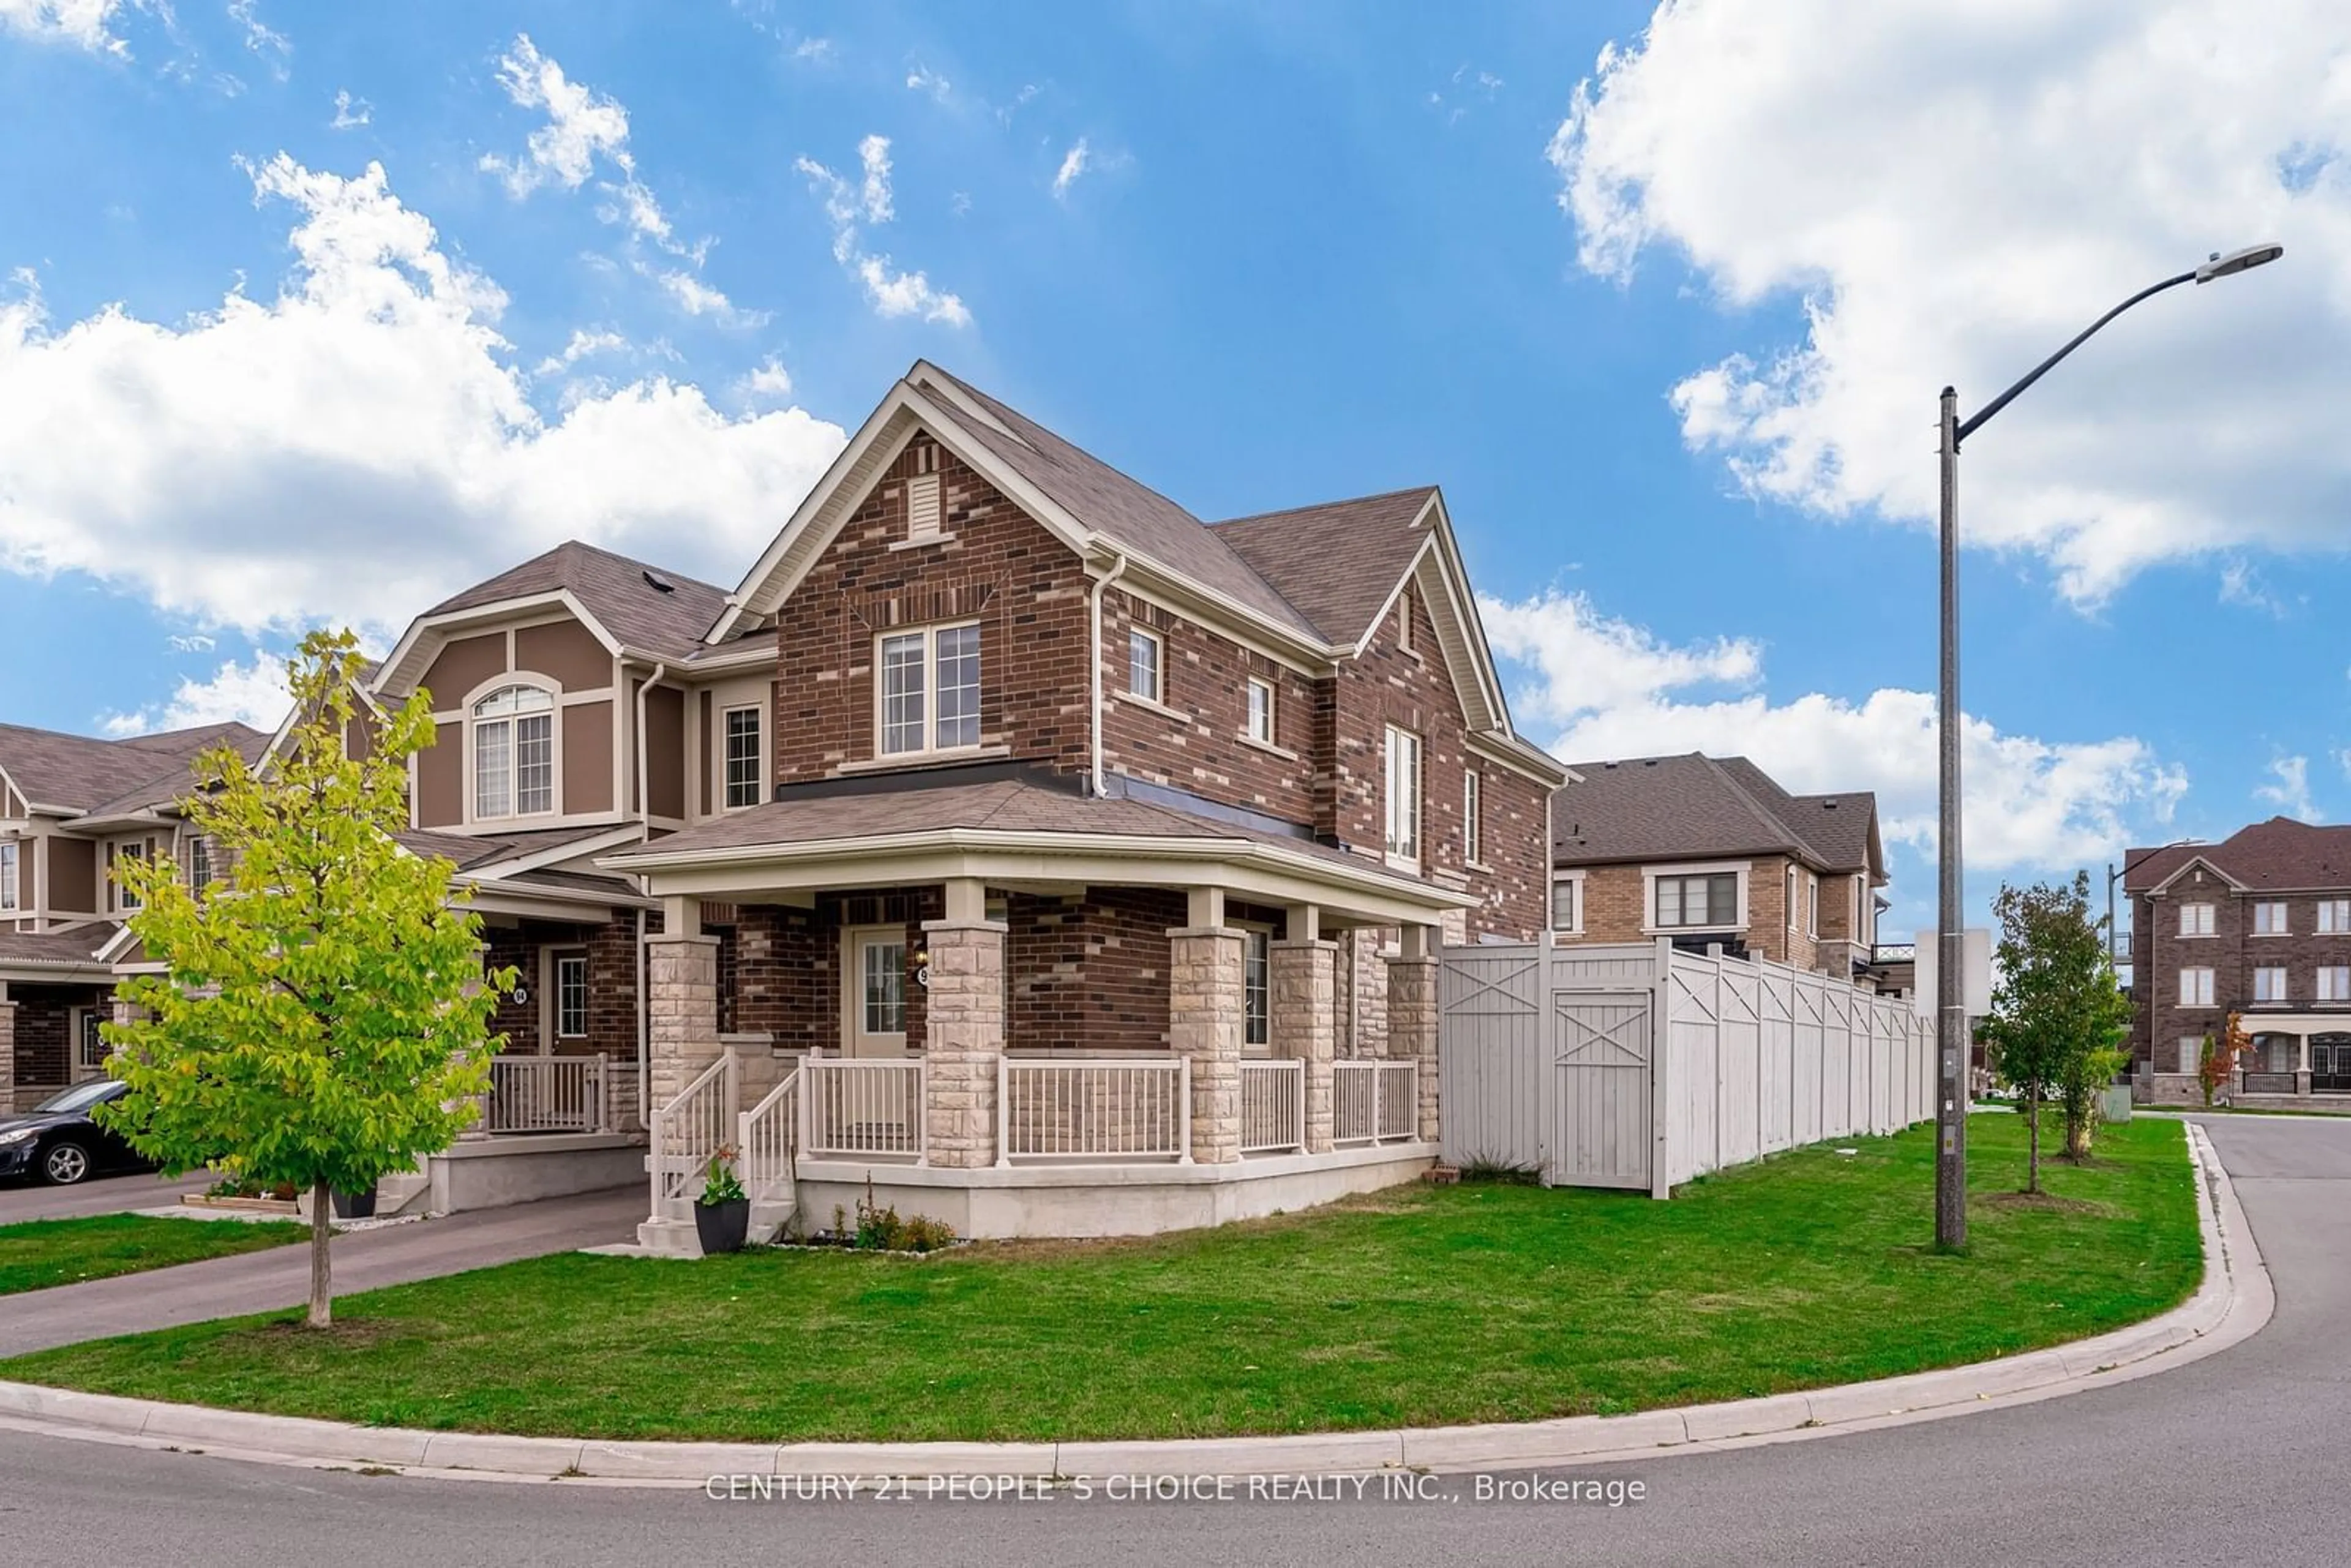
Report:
1272,937,1338,1153
921,907,1005,1169
647,898,722,1113
1170,921,1246,1165
1387,925,1441,1144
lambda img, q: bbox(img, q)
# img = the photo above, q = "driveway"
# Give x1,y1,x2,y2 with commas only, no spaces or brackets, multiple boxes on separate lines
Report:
0,1169,209,1224
0,1185,643,1357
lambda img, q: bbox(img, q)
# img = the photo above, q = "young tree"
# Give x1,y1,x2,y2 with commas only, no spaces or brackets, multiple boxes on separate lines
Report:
2200,1013,2251,1108
1979,873,2133,1193
99,629,514,1327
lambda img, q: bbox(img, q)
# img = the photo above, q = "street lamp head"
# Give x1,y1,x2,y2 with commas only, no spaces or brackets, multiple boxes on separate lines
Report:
2196,242,2284,283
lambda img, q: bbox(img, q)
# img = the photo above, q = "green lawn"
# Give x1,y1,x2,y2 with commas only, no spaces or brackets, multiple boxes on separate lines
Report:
0,1116,2200,1444
0,1212,307,1296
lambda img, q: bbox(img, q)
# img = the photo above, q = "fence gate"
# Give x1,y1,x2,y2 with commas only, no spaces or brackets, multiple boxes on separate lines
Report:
1551,992,1653,1190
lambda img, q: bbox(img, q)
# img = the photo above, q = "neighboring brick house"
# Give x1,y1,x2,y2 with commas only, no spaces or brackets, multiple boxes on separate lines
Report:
2125,818,2351,1106
1548,753,1891,983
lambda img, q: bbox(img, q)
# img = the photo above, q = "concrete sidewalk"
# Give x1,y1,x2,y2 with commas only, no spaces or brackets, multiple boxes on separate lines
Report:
0,1171,210,1225
0,1185,642,1357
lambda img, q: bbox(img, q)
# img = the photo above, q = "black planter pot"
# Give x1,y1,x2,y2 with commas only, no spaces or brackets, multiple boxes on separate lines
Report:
331,1185,378,1220
696,1197,751,1255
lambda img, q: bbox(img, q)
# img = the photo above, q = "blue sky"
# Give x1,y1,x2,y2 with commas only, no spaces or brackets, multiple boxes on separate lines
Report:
1,0,2345,939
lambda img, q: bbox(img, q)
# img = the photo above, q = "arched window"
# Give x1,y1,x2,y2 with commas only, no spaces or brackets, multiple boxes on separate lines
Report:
473,685,555,819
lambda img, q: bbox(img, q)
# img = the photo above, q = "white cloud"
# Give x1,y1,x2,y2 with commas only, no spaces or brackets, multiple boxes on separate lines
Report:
2219,558,2295,617
795,139,971,327
102,654,290,736
1484,588,2188,871
790,36,831,64
0,0,124,54
478,33,630,198
906,64,950,102
531,327,626,375
1550,0,2350,604
996,83,1040,126
737,356,792,402
167,632,216,653
645,264,768,328
1052,137,1090,200
329,88,370,130
225,0,287,80
0,155,847,639
2255,754,2322,821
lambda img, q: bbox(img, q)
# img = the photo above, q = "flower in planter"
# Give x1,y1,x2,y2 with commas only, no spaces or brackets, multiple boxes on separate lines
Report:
699,1144,748,1207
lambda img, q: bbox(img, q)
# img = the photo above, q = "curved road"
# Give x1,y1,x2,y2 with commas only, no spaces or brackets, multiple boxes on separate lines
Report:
2,1114,2340,1567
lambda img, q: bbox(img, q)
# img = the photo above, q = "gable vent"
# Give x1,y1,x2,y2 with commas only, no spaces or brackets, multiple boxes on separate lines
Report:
907,472,943,541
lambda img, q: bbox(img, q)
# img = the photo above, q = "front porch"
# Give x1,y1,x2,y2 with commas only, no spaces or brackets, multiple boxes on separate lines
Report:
2140,1013,2351,1109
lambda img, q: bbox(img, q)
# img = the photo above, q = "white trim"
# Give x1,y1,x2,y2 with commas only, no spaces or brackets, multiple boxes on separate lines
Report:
719,701,766,812
1126,625,1165,707
1383,724,1422,874
374,588,625,702
461,676,563,828
1641,860,1751,935
874,620,984,762
1243,675,1277,749
1550,869,1586,936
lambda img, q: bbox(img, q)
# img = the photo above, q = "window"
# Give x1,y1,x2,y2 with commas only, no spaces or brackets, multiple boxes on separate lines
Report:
1785,866,1798,929
2178,903,2214,937
2255,901,2290,935
722,706,763,809
0,839,15,911
77,1010,106,1071
2319,967,2351,1002
1245,677,1275,745
1805,874,1820,938
2178,1035,2205,1074
1242,926,1271,1049
113,841,146,912
473,685,554,819
1128,628,1163,704
862,939,907,1035
1657,872,1740,929
1462,770,1482,865
2322,900,2351,934
554,952,589,1039
189,835,211,896
2180,967,2216,1007
1384,726,1422,868
1551,878,1581,934
2254,967,2289,1003
878,623,981,757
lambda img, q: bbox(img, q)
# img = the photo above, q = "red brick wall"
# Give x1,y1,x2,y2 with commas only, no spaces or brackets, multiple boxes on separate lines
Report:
1007,888,1184,1053
7,986,81,1090
1100,591,1318,825
2131,877,2351,1071
481,920,642,1059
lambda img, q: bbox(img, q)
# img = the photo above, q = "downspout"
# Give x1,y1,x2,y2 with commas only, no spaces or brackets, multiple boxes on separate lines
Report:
1088,553,1129,798
632,661,667,1125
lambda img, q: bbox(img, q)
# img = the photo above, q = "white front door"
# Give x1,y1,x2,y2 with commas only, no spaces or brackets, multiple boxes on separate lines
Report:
842,925,909,1057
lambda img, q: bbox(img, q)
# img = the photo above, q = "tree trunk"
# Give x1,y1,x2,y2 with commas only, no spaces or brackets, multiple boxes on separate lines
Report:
2025,1090,2042,1195
307,1180,332,1329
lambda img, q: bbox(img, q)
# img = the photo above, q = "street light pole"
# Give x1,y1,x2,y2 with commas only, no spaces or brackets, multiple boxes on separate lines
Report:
1933,242,2282,1253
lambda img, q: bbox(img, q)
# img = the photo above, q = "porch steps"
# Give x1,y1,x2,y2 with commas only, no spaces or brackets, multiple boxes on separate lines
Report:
374,1160,435,1218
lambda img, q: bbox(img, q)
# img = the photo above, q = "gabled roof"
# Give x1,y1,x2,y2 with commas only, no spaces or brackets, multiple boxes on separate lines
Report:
418,540,731,665
81,729,274,823
0,721,268,816
0,921,122,977
1209,487,1439,645
1553,752,1879,874
2125,818,2351,894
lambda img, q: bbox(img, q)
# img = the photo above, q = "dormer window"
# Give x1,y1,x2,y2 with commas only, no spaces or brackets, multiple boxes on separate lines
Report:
473,684,555,819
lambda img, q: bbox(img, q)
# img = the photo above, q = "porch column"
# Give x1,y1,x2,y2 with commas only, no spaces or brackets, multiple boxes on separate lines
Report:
2301,1029,2314,1097
920,906,1005,1169
1272,934,1338,1153
647,898,722,1113
0,986,15,1112
1170,922,1246,1164
1387,924,1441,1143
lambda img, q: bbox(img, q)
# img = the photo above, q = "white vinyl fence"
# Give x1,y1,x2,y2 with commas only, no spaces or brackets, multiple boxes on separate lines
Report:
1439,938,1936,1197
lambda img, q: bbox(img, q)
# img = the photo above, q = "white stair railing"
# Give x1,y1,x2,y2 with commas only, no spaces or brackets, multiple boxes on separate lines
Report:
801,1058,926,1162
647,1049,738,1220
738,1067,800,1244
1239,1058,1305,1154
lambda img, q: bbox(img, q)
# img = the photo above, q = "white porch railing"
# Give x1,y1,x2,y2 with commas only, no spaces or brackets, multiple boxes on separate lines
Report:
649,1049,738,1212
484,1054,609,1134
801,1057,926,1162
1335,1059,1420,1146
1240,1058,1305,1155
997,1056,1190,1163
738,1067,800,1204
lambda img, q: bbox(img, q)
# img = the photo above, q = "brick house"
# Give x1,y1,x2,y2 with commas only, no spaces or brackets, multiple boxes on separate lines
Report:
2125,817,2351,1106
1548,753,1894,985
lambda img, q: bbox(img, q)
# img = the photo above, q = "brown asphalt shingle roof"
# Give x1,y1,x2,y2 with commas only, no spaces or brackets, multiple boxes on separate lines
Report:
0,721,268,815
1209,488,1435,645
2124,817,2351,893
0,922,122,969
1553,752,1877,874
420,540,730,664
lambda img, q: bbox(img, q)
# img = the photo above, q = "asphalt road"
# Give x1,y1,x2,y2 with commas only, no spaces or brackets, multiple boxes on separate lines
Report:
0,1168,208,1223
0,1114,2339,1567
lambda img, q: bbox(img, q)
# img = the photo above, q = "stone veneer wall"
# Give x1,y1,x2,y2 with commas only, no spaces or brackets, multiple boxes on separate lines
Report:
1168,926,1245,1164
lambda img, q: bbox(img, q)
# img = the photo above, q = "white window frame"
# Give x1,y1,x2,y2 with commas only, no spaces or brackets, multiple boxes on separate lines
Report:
1462,769,1483,868
1239,923,1273,1053
1643,861,1749,934
2319,966,2351,1003
73,1007,106,1073
1785,866,1798,931
0,839,15,911
188,835,212,896
1805,872,1820,939
2178,1035,2206,1074
1244,677,1275,746
469,681,558,822
2321,900,2351,934
1550,873,1584,936
2254,967,2290,1003
1128,627,1164,705
1384,725,1422,872
721,703,765,811
2254,901,2291,936
2178,902,2215,937
547,948,590,1042
2179,966,2216,1007
875,621,983,760
109,838,151,914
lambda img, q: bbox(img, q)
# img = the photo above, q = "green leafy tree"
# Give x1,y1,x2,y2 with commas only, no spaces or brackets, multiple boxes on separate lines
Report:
1979,873,2132,1193
99,629,514,1327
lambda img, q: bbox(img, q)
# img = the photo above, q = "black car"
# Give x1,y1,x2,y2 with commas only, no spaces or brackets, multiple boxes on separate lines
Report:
0,1079,156,1185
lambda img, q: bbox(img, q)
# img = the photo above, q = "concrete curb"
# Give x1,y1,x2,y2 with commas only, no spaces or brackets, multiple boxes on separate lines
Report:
0,1122,2270,1487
